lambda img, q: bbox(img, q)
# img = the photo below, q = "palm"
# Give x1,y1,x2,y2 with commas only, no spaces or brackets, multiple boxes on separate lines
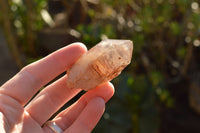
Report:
0,96,43,132
0,43,114,133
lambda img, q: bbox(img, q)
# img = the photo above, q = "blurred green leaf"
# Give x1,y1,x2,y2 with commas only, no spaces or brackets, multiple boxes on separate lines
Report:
177,46,187,58
170,22,182,35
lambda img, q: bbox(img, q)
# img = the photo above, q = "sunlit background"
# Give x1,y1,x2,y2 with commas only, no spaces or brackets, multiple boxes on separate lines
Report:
0,0,200,133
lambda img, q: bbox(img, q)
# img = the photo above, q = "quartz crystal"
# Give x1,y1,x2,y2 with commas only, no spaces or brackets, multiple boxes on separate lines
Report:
66,39,133,91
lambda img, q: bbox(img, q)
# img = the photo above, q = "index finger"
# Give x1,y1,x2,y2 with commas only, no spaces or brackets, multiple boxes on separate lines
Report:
0,43,87,105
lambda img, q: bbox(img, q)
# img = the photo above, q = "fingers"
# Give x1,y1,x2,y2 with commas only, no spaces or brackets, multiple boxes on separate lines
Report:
65,97,105,133
43,82,114,132
25,75,81,125
0,43,87,105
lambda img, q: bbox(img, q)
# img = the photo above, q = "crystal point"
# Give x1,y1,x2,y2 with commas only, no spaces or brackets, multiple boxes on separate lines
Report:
66,39,133,91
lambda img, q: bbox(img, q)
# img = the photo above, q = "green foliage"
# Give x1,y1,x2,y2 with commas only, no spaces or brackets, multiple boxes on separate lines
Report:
170,22,182,35
33,0,48,30
177,46,187,59
8,0,47,56
76,0,200,132
77,23,117,48
87,1,200,132
10,0,47,33
9,0,26,36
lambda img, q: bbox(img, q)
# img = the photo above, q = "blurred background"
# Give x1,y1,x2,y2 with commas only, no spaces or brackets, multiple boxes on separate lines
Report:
0,0,200,132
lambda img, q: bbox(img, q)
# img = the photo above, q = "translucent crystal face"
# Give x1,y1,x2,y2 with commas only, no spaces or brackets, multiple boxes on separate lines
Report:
66,39,133,91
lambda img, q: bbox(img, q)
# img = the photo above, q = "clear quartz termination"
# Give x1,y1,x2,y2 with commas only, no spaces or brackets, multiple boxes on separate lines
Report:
66,39,133,91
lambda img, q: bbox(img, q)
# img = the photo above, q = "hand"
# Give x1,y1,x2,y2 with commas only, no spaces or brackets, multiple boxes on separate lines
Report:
0,43,114,133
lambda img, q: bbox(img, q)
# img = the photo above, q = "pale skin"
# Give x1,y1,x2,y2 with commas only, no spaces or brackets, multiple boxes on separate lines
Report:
0,43,115,133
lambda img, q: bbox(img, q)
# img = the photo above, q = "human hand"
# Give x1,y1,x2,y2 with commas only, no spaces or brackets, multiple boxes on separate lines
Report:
0,43,114,133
